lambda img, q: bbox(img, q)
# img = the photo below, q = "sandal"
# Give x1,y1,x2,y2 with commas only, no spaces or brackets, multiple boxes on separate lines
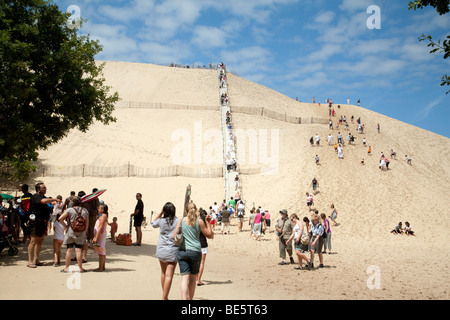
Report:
27,264,37,268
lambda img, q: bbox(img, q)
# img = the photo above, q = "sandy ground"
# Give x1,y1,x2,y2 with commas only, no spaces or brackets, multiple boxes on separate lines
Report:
1,61,449,301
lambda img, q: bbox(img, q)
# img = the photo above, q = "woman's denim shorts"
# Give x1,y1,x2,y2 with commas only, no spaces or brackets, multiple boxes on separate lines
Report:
178,249,202,275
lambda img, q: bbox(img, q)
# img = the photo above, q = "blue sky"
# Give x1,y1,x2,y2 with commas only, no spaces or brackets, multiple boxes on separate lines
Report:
54,0,450,138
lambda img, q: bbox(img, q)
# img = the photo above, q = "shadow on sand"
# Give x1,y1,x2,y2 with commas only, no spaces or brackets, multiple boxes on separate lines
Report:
0,235,157,270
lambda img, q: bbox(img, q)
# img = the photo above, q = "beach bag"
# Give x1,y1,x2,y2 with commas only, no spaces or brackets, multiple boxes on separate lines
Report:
301,234,310,245
116,233,132,246
174,227,183,246
71,208,86,233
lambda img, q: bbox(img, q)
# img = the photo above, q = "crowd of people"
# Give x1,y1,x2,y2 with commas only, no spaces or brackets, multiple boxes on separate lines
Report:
321,107,413,169
1,172,418,300
275,209,333,270
0,183,140,273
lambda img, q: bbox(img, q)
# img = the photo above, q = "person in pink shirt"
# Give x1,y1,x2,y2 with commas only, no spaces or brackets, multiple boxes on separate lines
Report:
264,210,271,233
253,209,262,241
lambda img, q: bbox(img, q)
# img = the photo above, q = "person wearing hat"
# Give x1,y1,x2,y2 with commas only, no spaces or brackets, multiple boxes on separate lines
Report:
275,209,295,265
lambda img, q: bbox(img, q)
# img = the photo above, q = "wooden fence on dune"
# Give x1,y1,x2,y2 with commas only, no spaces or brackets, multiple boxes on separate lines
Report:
229,106,329,125
116,101,220,111
116,101,329,125
29,101,328,179
32,163,223,179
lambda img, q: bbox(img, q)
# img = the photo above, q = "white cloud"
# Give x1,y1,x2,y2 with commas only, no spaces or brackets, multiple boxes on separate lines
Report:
223,0,300,23
352,38,399,56
331,55,407,77
139,41,191,64
98,0,155,23
307,43,343,62
339,0,373,13
307,10,369,45
400,38,434,62
315,11,336,24
221,46,273,78
405,9,450,34
414,98,443,123
84,23,138,55
192,26,228,48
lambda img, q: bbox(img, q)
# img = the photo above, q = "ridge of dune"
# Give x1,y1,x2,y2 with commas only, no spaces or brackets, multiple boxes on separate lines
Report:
5,60,449,301
97,61,219,106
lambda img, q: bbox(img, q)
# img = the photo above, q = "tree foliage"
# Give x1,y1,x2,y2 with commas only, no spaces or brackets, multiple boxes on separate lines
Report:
0,0,119,179
408,0,450,94
408,0,449,14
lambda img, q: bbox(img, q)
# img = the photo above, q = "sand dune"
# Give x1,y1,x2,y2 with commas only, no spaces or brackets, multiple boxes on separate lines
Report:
2,61,449,301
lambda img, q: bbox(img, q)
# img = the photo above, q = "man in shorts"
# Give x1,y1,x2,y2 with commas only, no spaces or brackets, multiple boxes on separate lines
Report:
27,182,61,268
221,206,231,235
275,210,295,265
236,201,245,232
131,193,144,246
308,214,324,268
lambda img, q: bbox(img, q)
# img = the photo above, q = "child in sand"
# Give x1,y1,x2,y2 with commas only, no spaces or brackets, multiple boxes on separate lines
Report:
391,222,403,235
404,221,416,236
108,217,118,242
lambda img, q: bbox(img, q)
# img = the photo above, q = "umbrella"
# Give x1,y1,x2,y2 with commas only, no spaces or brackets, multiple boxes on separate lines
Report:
81,189,106,203
1,193,14,201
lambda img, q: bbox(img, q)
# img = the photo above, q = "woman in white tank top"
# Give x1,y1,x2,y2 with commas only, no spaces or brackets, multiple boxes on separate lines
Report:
286,214,311,270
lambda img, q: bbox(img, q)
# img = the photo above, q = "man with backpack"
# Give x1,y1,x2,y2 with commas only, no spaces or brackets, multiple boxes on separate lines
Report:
58,196,89,273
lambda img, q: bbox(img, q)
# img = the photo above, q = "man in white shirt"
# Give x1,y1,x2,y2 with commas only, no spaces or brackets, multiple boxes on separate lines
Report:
212,202,220,216
237,201,245,232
